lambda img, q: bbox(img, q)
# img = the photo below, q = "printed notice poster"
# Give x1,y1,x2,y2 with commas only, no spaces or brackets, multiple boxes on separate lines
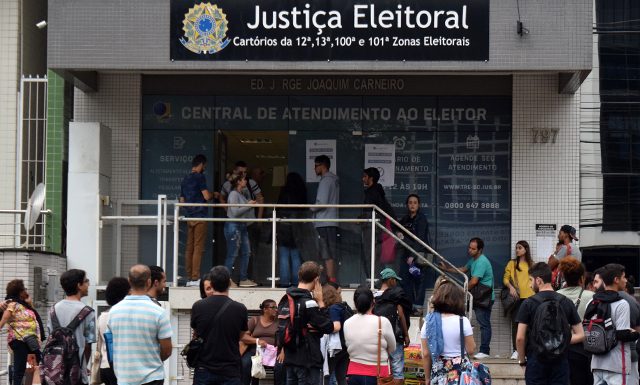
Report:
306,140,337,182
536,224,557,260
364,144,396,187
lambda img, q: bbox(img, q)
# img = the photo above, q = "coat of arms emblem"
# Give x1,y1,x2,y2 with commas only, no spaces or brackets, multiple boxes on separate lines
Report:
180,3,230,54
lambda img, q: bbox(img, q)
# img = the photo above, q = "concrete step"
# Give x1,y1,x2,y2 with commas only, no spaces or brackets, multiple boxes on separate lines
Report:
474,358,525,380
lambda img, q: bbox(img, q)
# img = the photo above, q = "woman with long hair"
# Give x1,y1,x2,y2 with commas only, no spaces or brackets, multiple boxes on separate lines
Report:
420,280,476,385
240,299,283,385
277,172,307,287
343,287,396,385
0,280,45,385
397,193,432,315
224,173,257,287
198,273,213,299
503,240,534,360
557,257,594,385
96,277,131,385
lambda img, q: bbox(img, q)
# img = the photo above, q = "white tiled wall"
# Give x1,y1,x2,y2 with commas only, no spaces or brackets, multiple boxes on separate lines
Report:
0,0,19,248
74,74,141,276
512,74,581,261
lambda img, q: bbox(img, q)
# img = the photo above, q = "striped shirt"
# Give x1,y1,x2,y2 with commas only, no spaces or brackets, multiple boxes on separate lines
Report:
107,295,173,385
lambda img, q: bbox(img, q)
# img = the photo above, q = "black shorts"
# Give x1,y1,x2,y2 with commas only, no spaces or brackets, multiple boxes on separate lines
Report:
316,226,337,260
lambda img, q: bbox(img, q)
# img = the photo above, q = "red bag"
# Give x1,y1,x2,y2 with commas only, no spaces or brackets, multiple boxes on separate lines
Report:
380,218,396,264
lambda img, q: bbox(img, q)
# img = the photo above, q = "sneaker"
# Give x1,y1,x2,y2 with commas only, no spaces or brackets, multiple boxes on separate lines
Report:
239,279,258,287
510,351,519,360
186,279,200,287
474,352,490,359
230,280,238,288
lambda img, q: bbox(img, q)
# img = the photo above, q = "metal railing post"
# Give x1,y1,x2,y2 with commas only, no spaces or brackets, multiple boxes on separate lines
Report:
271,208,277,289
173,204,180,287
115,200,122,277
370,209,376,290
156,195,163,267
161,195,168,271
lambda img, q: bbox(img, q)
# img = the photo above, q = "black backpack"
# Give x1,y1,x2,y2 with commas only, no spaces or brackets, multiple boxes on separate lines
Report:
276,294,307,351
582,292,620,355
528,294,571,362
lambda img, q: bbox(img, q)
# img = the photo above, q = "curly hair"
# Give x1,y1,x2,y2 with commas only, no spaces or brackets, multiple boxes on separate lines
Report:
322,284,342,307
558,256,585,287
6,279,26,298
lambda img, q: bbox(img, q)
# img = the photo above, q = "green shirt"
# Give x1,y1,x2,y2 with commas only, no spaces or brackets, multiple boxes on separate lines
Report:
465,254,495,300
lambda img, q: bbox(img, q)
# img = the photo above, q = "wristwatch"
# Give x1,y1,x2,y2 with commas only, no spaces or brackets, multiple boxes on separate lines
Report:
518,360,527,367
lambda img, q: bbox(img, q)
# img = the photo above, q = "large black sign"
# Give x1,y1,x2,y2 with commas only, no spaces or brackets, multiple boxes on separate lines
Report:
170,0,490,61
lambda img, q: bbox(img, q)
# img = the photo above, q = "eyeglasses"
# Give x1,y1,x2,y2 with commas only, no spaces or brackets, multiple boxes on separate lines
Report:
83,279,90,284
266,306,278,309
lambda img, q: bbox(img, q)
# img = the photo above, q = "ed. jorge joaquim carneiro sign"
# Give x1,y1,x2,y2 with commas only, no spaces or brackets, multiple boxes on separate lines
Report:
170,0,489,61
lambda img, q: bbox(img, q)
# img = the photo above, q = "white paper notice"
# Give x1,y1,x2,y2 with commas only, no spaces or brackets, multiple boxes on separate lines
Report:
364,144,396,187
306,140,337,182
536,224,557,260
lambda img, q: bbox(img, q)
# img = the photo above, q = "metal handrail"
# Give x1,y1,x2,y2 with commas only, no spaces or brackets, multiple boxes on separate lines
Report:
370,206,472,312
171,201,472,316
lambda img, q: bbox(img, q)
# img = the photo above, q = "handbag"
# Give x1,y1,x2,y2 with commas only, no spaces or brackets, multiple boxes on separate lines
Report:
90,325,103,385
380,219,397,264
469,283,492,309
376,316,394,385
458,317,492,385
181,298,233,368
500,262,520,315
251,344,267,379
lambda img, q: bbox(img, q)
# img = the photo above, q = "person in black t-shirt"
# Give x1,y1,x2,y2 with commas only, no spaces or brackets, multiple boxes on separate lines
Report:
515,262,584,385
191,266,249,385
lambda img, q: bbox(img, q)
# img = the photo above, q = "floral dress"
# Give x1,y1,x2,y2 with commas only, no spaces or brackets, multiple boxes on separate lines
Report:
6,302,40,344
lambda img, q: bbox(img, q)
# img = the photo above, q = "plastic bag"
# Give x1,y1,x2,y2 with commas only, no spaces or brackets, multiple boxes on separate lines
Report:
261,344,277,367
251,345,267,379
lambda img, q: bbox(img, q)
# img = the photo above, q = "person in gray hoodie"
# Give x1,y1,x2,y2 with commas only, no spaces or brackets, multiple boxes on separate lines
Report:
310,155,340,282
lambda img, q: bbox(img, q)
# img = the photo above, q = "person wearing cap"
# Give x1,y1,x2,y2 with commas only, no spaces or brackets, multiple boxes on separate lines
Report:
361,167,396,279
373,268,412,385
548,225,581,290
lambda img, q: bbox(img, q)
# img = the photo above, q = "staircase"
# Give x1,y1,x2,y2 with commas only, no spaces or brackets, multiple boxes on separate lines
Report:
477,358,525,385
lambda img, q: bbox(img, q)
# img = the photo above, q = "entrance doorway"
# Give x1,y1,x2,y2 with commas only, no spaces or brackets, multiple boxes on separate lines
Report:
214,130,289,285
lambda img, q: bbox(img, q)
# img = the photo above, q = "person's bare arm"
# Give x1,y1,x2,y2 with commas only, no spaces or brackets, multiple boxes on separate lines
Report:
570,323,584,344
421,338,431,374
439,262,468,274
397,304,410,346
159,338,173,361
516,323,527,365
464,335,476,355
0,305,13,330
467,276,480,290
332,321,341,332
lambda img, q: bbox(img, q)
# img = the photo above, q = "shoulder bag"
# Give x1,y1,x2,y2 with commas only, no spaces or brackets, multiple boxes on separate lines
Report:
469,283,492,309
500,261,520,315
458,317,492,385
376,316,394,385
182,298,233,368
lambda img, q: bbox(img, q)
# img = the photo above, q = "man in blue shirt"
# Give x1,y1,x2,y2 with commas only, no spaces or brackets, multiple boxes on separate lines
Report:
180,154,215,287
441,237,494,358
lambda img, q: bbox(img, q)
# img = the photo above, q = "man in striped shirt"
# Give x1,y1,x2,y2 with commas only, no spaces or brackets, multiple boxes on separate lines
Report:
108,265,173,385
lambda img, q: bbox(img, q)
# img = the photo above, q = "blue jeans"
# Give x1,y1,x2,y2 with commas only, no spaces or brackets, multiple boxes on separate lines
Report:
525,354,569,385
346,375,377,385
194,367,241,385
389,343,405,379
224,222,251,281
285,365,322,385
278,246,301,287
474,300,493,355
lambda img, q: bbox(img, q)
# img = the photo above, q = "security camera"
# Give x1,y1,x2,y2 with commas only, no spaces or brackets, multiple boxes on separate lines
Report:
36,21,47,29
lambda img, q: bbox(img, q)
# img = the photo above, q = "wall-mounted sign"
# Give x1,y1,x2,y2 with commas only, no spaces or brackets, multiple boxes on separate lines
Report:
364,143,395,187
170,0,490,61
306,139,337,182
